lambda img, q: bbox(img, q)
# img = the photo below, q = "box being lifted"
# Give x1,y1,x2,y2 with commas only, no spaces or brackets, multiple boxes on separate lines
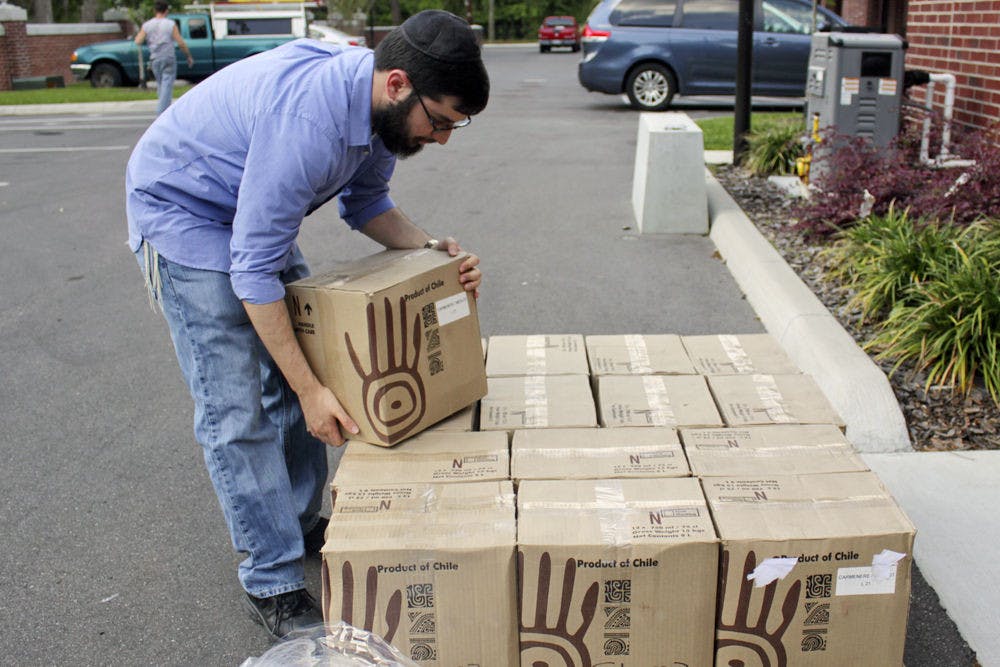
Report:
285,249,487,447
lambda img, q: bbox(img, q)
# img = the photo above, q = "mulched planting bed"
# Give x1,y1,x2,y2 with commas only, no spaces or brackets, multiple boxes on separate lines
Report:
713,165,1000,451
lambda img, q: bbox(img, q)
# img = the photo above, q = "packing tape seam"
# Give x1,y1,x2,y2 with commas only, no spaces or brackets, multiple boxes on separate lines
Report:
642,375,676,425
719,334,755,373
751,373,796,423
624,334,653,374
513,445,680,459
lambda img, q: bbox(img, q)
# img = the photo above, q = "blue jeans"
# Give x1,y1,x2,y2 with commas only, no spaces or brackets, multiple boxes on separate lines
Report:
136,243,327,598
151,58,176,115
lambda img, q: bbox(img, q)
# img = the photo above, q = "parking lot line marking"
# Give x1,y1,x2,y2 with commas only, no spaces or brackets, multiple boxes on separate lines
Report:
0,146,131,153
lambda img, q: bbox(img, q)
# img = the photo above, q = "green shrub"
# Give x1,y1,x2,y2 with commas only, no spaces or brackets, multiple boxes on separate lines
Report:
823,205,962,320
743,120,805,176
865,220,1000,402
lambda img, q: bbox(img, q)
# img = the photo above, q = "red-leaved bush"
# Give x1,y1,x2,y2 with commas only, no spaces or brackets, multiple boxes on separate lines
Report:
795,117,1000,236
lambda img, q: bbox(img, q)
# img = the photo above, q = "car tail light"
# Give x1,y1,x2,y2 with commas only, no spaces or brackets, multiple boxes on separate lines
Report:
581,24,610,42
348,39,360,45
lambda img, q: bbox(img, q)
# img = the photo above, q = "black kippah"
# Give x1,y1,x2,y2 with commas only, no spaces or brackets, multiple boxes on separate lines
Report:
399,10,481,63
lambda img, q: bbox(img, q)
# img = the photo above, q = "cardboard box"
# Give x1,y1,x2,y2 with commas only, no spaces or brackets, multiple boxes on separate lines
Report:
681,333,800,375
485,334,589,377
585,334,695,375
423,403,477,432
596,375,724,428
330,479,514,519
517,478,718,666
511,427,689,482
681,425,867,477
322,481,518,664
707,374,845,428
480,375,598,433
285,249,487,447
702,472,915,667
332,431,508,487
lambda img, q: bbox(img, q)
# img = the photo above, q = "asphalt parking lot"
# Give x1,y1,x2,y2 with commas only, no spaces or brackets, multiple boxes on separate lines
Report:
0,44,977,665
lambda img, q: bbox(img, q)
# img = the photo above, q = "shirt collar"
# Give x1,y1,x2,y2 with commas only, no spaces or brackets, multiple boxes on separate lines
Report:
346,50,375,148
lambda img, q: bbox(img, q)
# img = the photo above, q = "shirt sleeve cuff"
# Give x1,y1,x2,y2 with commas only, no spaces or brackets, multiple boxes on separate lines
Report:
230,271,287,305
341,194,396,230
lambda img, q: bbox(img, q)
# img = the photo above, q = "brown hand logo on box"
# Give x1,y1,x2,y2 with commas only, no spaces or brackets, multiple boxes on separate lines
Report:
518,551,600,667
345,297,427,444
716,550,802,667
323,559,403,642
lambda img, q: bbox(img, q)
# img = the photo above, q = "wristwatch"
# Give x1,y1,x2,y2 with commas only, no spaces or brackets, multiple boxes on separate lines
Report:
423,239,439,250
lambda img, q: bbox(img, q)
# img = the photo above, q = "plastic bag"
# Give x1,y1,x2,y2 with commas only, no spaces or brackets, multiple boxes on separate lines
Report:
239,622,418,667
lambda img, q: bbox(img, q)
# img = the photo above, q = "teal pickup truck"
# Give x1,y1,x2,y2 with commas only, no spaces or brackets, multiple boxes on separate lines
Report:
71,4,307,87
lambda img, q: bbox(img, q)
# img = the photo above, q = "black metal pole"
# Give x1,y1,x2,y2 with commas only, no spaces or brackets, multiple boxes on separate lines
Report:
733,0,754,164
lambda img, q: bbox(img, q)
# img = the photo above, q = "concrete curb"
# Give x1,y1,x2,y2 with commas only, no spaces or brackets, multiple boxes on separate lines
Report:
705,167,912,453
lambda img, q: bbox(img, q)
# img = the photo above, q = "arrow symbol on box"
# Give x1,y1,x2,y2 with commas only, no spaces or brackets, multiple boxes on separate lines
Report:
304,303,312,315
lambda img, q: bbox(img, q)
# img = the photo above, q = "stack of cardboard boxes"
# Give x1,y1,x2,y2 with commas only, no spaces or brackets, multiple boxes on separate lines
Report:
286,253,914,666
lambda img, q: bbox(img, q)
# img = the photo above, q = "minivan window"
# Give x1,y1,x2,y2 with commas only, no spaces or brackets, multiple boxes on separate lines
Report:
678,0,738,30
763,0,831,32
610,0,678,27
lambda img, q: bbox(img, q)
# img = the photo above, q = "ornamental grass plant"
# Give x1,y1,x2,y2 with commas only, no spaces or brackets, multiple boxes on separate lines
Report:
855,219,1000,402
743,120,806,177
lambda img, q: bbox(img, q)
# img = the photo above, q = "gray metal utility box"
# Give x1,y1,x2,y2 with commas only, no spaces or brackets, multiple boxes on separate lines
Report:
806,32,905,148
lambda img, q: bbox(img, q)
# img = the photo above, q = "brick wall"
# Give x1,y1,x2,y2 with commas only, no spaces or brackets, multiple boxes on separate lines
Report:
904,0,1000,130
0,21,123,90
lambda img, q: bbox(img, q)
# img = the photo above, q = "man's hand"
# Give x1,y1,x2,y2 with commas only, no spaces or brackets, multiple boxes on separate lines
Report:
243,300,360,447
437,236,482,299
299,383,359,447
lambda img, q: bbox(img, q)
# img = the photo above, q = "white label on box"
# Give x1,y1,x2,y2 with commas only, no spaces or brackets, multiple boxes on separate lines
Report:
435,292,470,326
835,564,898,596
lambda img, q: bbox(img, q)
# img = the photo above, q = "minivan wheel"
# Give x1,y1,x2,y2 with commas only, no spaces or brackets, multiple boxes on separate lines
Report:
625,64,676,111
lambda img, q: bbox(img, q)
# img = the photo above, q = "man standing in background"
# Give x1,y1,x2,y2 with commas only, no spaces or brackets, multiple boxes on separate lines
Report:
135,1,194,114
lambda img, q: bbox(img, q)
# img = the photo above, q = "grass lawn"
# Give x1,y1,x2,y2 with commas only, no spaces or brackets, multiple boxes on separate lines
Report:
0,81,192,106
696,112,803,150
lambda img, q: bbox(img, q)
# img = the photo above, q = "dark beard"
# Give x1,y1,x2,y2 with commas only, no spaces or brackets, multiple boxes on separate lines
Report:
371,96,422,158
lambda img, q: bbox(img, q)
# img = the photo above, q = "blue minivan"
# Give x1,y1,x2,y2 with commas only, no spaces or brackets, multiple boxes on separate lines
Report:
578,0,848,110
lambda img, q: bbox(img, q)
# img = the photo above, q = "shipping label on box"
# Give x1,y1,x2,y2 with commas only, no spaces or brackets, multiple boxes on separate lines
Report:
323,481,518,664
511,427,688,482
707,374,846,428
681,333,801,375
285,249,487,447
585,334,695,375
480,375,597,433
703,472,915,667
333,431,509,487
596,375,723,428
681,424,866,477
486,334,589,377
517,478,718,666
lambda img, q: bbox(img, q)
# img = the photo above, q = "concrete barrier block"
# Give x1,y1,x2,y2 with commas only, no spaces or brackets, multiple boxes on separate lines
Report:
632,112,708,234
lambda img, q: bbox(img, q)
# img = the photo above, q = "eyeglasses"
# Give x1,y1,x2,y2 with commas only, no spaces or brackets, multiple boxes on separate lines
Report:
413,89,472,133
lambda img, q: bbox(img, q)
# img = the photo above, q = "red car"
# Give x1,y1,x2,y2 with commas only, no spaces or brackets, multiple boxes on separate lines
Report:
538,16,580,53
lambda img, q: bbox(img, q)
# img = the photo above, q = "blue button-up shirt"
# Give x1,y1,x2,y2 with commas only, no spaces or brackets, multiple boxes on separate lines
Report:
126,40,396,304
